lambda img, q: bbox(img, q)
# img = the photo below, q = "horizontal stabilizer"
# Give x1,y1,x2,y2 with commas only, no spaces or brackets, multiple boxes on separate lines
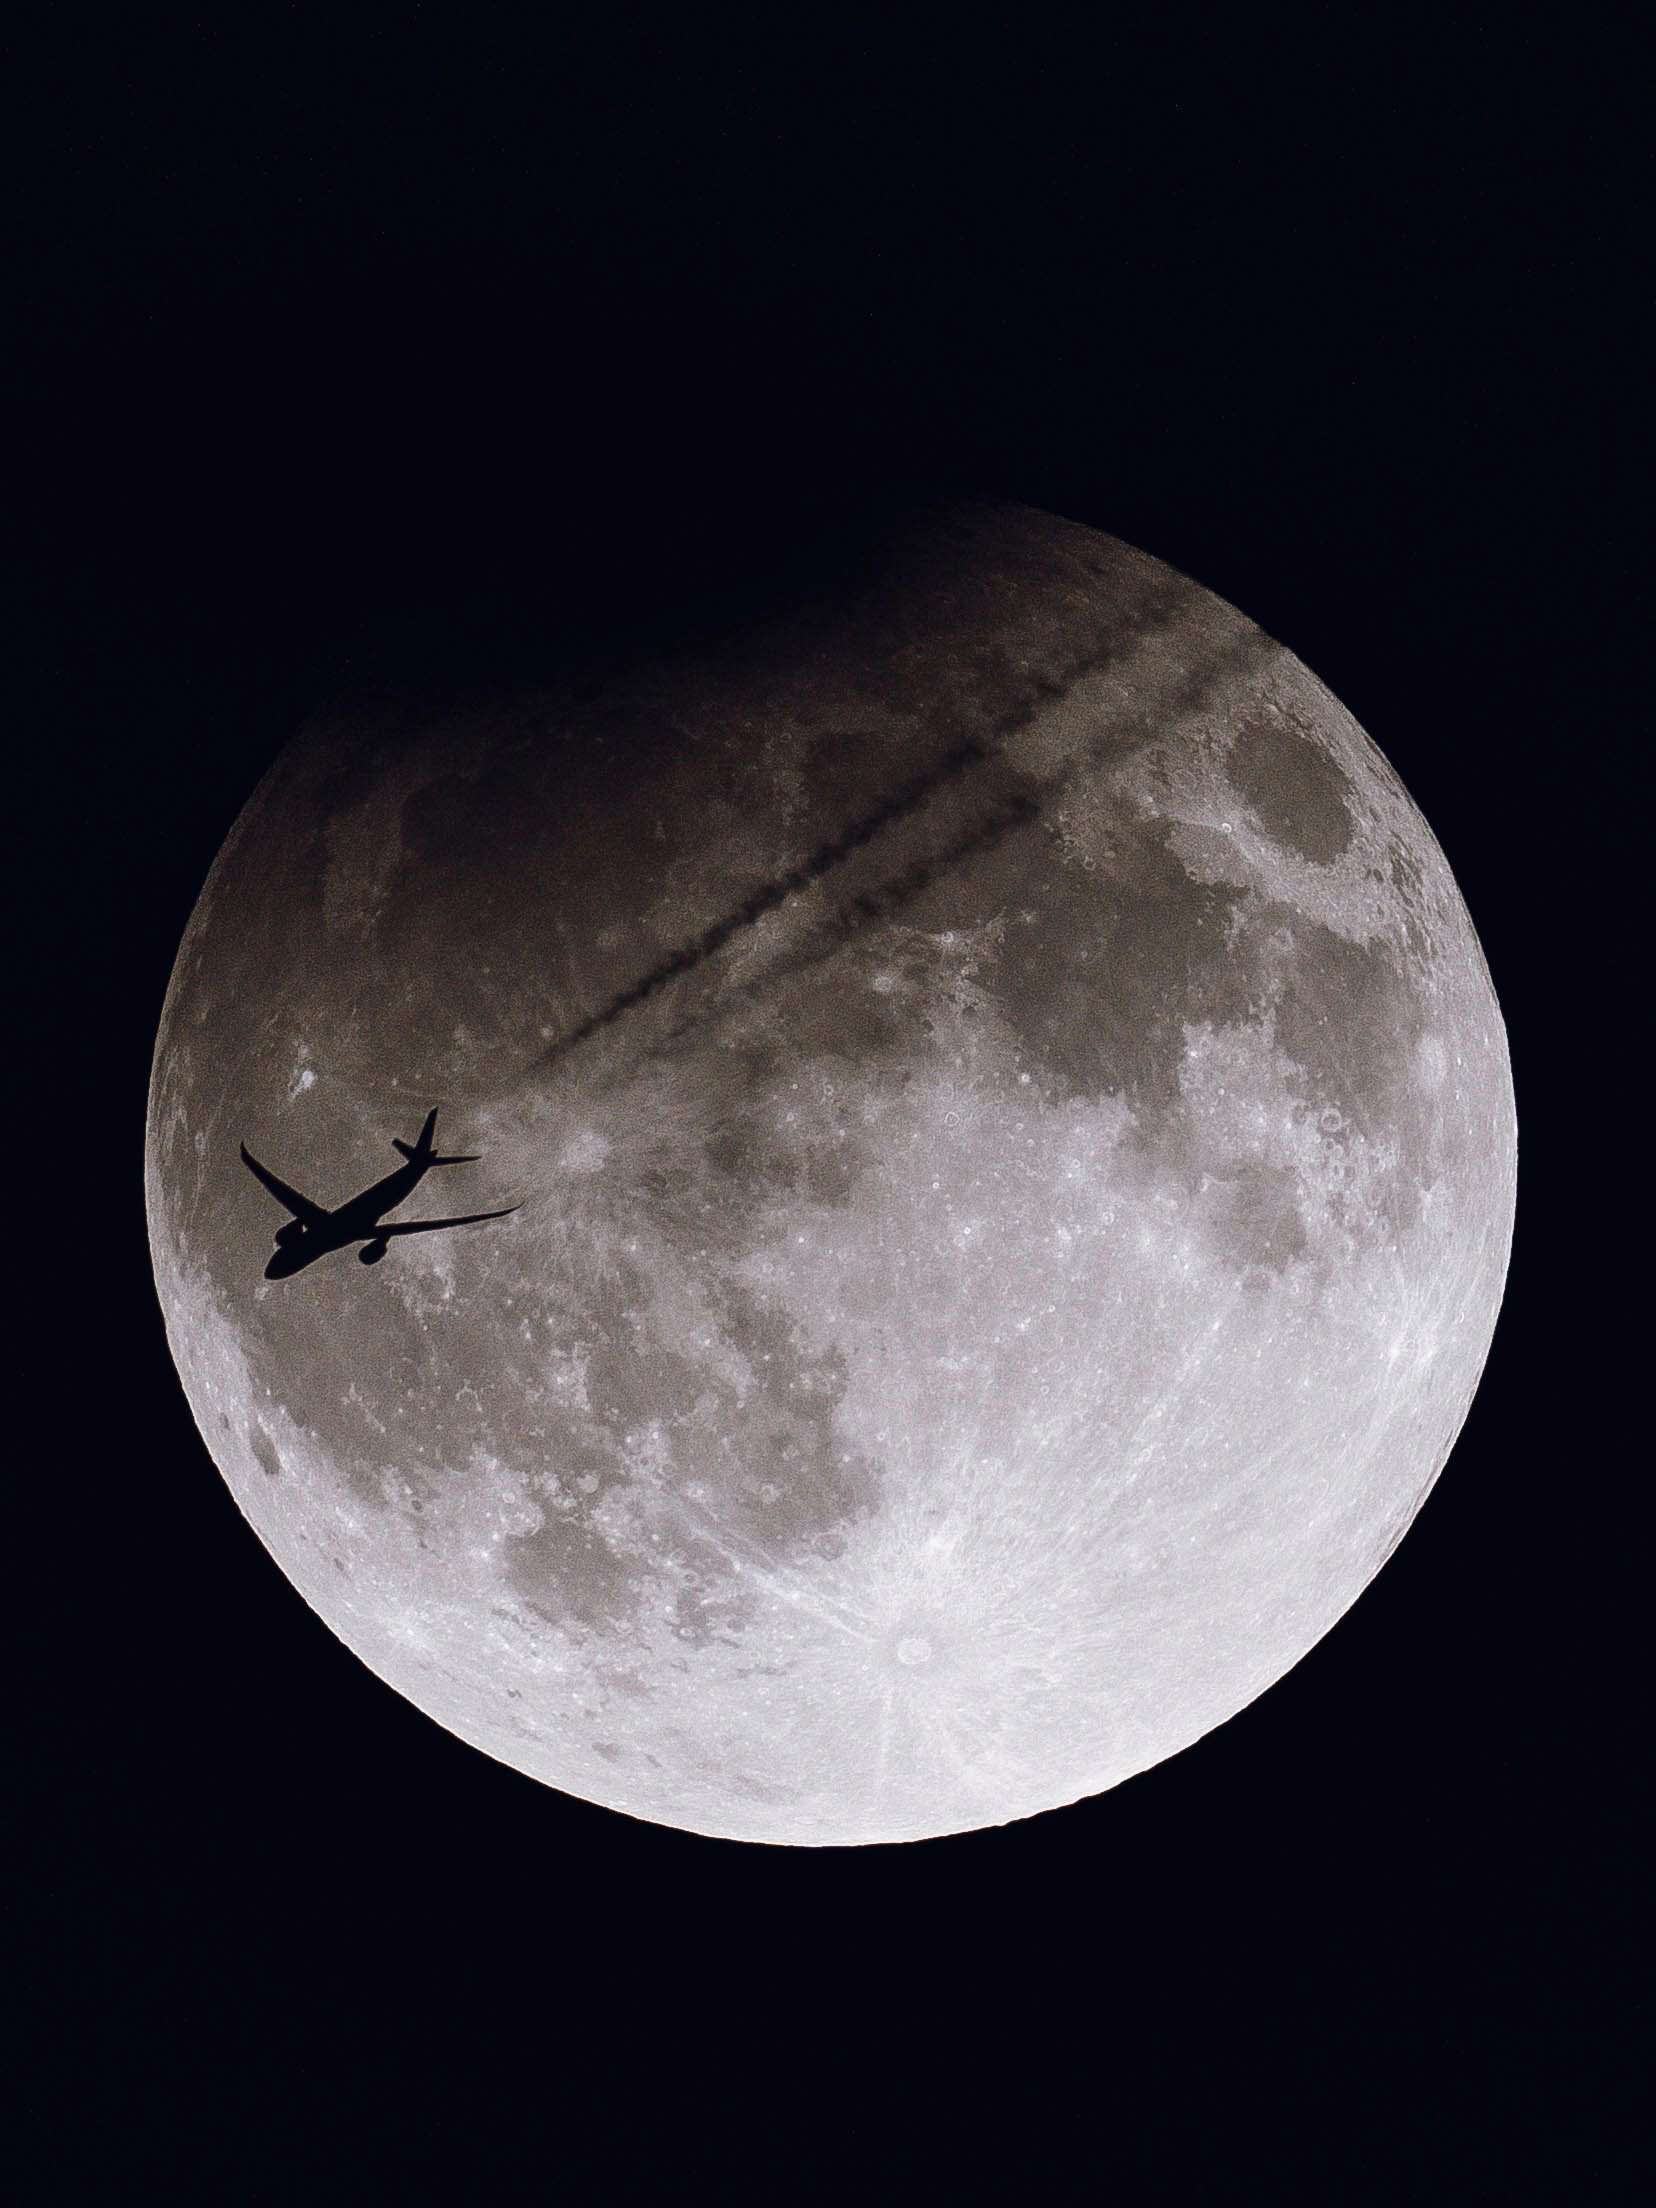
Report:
391,1108,476,1165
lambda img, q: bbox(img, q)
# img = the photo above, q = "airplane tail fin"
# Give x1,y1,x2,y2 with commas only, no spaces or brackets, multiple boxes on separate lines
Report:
394,1108,479,1166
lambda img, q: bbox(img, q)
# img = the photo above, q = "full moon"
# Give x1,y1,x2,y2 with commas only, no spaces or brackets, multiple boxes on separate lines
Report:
147,502,1515,1845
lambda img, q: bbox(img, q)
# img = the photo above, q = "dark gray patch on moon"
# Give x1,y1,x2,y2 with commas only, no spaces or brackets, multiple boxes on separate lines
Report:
1178,1155,1310,1278
506,1483,642,1639
985,818,1253,1131
1266,915,1431,1222
1227,703,1356,864
146,499,1515,1846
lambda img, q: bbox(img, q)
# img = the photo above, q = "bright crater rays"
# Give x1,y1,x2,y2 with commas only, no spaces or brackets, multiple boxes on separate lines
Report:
146,502,1515,1844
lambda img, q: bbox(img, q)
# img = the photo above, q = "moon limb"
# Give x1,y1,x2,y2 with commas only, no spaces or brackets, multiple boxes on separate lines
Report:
146,501,1515,1845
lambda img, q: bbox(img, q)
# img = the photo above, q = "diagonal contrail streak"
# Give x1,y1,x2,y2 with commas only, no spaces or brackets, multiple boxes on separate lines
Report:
541,729,993,1068
534,573,1265,1072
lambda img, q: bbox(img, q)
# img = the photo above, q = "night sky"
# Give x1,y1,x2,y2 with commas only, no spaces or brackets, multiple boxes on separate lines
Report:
17,14,1644,2198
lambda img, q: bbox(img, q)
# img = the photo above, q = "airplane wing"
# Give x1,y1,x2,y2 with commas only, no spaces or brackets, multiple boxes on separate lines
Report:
375,1207,520,1238
239,1143,327,1224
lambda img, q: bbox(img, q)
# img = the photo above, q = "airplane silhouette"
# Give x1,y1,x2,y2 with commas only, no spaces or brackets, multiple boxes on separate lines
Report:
240,1108,518,1279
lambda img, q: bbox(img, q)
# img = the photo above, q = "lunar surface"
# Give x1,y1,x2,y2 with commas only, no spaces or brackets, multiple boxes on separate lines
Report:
146,502,1515,1844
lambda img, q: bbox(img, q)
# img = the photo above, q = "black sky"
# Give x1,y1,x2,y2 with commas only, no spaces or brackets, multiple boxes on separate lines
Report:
15,13,1646,2199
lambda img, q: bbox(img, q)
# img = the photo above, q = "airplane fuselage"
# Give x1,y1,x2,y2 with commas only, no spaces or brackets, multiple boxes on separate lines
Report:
328,1157,434,1239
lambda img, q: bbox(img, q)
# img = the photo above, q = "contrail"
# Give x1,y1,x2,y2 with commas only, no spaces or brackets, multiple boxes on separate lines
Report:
535,570,1264,1071
540,729,995,1067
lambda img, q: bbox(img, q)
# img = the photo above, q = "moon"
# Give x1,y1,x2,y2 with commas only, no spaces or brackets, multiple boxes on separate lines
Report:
146,502,1515,1845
